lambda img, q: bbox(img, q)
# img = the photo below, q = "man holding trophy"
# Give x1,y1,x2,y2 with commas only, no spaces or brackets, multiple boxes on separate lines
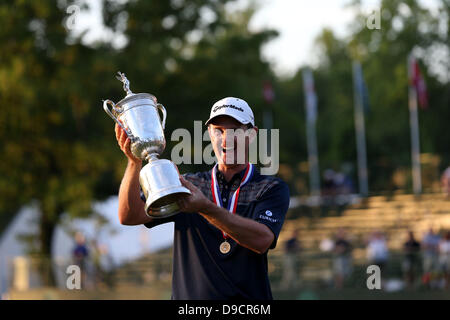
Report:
107,73,289,299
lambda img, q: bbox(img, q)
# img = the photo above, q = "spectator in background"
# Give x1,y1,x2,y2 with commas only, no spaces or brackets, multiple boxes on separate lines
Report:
72,232,89,289
322,169,337,206
332,229,353,289
340,163,355,194
367,231,389,279
322,169,336,196
402,231,421,289
281,230,301,290
320,236,335,253
438,231,450,289
441,167,450,197
91,240,106,288
422,228,441,286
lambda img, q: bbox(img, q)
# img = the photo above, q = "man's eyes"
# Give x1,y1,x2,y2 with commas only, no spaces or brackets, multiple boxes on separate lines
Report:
213,128,247,135
212,129,223,136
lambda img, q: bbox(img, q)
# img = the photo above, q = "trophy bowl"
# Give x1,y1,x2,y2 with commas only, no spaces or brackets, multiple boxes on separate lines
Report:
103,72,190,218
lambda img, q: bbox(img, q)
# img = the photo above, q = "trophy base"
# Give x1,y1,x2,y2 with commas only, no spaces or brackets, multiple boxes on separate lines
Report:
146,188,191,219
139,159,191,219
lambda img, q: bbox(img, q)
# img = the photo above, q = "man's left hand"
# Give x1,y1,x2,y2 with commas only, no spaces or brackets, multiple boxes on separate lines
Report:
177,176,212,213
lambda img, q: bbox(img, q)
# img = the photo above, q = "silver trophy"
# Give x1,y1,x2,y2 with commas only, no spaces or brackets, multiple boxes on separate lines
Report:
103,72,190,218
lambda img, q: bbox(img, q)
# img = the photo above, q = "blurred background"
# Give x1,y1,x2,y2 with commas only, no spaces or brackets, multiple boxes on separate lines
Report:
0,0,449,299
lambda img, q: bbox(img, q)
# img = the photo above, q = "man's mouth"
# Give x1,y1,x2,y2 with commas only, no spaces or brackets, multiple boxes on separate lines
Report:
222,146,234,153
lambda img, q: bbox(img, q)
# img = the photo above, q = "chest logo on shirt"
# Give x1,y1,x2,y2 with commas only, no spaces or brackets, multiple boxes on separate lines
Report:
265,210,273,217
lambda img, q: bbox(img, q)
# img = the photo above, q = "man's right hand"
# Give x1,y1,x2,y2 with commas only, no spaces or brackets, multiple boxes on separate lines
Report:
115,123,142,164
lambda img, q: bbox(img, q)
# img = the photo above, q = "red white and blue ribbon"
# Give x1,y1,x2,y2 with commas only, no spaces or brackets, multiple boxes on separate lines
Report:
211,163,254,239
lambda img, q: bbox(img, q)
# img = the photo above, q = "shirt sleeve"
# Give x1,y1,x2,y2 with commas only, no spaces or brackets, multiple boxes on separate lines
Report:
253,180,290,249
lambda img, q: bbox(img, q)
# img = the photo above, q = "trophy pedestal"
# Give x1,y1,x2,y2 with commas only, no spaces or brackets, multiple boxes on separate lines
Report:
139,159,191,218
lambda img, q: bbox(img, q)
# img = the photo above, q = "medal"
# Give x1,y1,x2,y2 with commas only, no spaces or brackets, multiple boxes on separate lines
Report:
220,241,231,254
211,163,254,254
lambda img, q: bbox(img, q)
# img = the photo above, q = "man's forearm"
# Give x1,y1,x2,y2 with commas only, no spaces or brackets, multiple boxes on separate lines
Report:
199,201,274,254
118,160,148,225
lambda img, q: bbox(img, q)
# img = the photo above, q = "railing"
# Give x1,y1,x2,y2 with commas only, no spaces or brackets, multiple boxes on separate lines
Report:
3,249,448,299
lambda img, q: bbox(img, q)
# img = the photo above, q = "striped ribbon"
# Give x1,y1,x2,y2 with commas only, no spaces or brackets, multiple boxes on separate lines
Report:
211,163,254,239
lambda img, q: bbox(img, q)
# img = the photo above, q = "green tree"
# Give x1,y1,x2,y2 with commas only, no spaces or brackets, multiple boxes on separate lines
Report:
347,0,449,191
0,0,277,285
276,0,449,194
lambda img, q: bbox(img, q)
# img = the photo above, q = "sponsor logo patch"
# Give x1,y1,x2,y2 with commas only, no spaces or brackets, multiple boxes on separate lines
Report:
259,214,278,223
213,104,244,113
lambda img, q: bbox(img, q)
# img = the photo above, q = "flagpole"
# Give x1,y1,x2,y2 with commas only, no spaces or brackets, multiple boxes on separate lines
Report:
302,69,321,197
306,117,321,197
408,54,422,195
263,81,274,155
352,61,369,197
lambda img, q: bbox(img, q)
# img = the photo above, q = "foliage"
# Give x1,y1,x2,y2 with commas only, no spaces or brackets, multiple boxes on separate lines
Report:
0,0,276,275
0,1,448,282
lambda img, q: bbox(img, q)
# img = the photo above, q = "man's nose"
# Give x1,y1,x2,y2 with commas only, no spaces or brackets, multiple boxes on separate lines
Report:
221,129,236,148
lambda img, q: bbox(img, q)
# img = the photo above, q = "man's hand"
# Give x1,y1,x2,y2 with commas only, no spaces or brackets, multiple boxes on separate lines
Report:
177,176,212,213
178,176,274,254
115,123,141,164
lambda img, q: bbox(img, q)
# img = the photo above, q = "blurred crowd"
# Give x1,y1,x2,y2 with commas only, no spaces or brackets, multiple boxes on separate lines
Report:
321,167,356,207
281,228,450,291
72,232,115,290
322,169,355,197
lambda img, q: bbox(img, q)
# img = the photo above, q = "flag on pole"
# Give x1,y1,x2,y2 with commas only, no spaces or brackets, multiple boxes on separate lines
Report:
352,61,369,197
408,56,428,109
302,68,321,197
353,62,370,115
407,53,423,194
263,81,275,104
302,69,318,123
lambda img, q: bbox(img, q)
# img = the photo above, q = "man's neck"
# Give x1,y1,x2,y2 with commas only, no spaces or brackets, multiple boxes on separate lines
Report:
217,163,248,182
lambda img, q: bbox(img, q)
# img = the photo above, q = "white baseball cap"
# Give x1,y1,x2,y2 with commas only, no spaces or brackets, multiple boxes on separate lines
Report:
205,97,255,127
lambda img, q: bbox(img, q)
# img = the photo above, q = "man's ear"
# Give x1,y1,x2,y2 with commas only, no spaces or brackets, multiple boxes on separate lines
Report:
208,125,216,139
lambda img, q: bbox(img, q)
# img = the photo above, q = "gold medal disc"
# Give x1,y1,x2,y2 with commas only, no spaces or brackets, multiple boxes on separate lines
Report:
220,241,231,254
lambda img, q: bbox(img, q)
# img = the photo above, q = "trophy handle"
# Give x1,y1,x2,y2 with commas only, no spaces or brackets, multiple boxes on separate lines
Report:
156,103,167,130
103,99,132,136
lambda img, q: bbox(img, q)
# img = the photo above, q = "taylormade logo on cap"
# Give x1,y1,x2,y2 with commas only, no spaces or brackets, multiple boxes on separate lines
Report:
206,97,255,126
212,104,244,113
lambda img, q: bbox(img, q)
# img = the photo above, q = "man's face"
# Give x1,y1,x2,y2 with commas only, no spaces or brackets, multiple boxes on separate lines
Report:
208,115,256,167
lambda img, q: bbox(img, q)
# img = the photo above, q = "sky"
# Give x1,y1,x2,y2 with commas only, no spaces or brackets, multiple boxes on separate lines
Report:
72,0,444,78
73,0,364,77
228,0,362,77
71,0,376,77
232,0,443,77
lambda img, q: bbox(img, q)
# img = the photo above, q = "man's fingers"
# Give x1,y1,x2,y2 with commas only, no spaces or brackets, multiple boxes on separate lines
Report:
118,128,128,149
115,123,122,140
177,197,188,212
180,176,195,190
123,138,133,156
123,137,130,149
115,123,128,142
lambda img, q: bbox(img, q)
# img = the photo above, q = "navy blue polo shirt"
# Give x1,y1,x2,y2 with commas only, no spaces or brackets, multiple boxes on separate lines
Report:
143,165,290,300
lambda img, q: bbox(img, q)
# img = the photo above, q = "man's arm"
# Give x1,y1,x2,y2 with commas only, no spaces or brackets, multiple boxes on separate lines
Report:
115,123,153,226
200,202,274,254
177,176,274,254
